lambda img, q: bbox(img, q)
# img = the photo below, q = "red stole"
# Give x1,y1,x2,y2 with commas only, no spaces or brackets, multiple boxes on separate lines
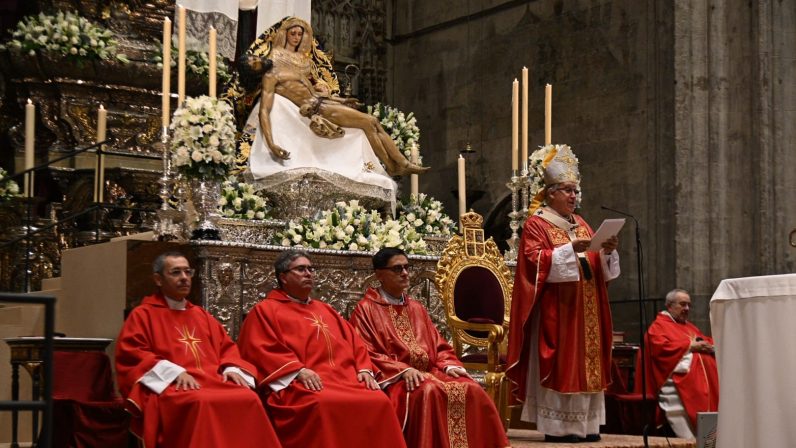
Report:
115,293,280,447
506,213,614,401
238,289,406,448
639,312,720,427
350,288,509,448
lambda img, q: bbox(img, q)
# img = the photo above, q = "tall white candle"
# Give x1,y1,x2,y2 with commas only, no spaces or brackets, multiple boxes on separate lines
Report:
162,17,172,128
24,99,35,198
410,144,419,197
511,79,519,172
545,83,552,145
458,155,466,222
521,67,528,170
95,105,107,203
208,27,217,98
177,6,186,105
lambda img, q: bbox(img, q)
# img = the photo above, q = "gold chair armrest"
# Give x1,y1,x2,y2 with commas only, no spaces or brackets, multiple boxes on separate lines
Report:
447,316,505,371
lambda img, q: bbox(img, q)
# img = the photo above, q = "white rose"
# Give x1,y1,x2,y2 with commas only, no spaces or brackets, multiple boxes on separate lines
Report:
255,211,265,219
414,219,423,227
246,210,255,219
281,238,291,246
292,234,302,243
191,150,203,162
348,243,359,251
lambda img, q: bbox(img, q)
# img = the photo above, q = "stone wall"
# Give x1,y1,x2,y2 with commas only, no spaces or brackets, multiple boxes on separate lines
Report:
386,0,796,338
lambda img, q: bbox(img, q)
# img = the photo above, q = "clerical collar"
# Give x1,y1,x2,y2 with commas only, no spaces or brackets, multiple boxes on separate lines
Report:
284,291,312,305
164,295,187,311
379,288,405,305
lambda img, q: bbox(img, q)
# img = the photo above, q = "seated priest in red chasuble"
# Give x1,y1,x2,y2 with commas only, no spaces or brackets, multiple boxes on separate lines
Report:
349,247,510,448
115,251,281,448
638,289,719,439
237,249,407,448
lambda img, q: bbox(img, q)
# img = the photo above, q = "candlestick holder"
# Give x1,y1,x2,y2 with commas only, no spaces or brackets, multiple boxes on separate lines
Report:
504,169,529,262
154,127,182,241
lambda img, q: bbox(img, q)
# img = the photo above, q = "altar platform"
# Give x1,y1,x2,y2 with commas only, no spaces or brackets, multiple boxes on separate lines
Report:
507,429,695,448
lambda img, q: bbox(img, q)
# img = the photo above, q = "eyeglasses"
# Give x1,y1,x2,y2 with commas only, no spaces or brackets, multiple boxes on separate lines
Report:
165,268,195,278
554,187,580,196
288,265,316,274
378,264,412,274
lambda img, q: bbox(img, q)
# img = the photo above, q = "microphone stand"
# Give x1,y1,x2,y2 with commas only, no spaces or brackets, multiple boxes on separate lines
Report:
601,205,649,448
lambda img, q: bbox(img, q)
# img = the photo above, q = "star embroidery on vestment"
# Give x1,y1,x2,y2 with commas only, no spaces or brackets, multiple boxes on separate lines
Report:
304,312,336,367
176,325,204,370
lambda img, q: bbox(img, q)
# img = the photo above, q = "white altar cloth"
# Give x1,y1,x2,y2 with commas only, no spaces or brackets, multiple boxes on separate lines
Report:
245,93,396,203
710,273,796,448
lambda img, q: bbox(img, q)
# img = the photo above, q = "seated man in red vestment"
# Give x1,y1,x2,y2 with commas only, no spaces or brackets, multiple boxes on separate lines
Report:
350,247,510,448
506,145,620,443
639,288,719,439
115,251,281,448
237,249,407,448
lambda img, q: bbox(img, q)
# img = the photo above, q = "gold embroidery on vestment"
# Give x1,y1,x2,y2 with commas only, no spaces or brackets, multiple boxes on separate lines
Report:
443,381,468,448
546,227,571,246
581,260,602,391
176,325,204,370
388,306,429,371
304,312,336,367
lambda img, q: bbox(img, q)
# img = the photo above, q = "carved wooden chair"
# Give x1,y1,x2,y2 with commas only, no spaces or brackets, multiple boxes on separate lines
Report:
434,211,513,427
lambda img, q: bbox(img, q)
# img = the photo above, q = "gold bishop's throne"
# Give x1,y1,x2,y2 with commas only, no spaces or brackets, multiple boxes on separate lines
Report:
435,211,512,426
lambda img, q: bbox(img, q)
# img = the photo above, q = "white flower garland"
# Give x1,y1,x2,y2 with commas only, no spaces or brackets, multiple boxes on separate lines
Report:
0,167,21,202
218,176,271,219
170,96,236,180
154,37,232,85
396,193,456,236
278,200,428,254
0,11,128,62
367,103,422,162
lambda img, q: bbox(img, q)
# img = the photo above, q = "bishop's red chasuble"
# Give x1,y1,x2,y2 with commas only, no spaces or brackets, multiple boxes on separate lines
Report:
639,312,720,428
237,289,406,448
506,213,614,400
115,293,281,448
350,288,509,448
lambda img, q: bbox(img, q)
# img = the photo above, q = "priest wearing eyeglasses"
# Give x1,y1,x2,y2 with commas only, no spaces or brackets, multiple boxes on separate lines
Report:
237,249,406,448
115,251,282,448
349,247,509,448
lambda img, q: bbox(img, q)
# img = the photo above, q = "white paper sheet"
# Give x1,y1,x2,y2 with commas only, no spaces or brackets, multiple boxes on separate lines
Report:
587,218,625,251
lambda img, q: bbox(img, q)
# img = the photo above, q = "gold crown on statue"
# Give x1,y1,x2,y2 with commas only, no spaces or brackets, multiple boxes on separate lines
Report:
460,211,484,229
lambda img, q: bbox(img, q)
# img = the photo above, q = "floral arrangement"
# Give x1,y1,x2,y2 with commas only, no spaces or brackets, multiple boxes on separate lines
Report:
0,167,21,202
396,193,456,236
367,103,421,163
218,176,271,219
0,11,128,62
170,95,236,180
153,38,232,85
277,200,427,254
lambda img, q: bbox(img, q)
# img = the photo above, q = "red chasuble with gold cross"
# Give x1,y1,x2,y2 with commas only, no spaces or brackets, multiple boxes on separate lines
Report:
115,293,281,448
237,289,406,448
506,214,614,400
350,288,509,448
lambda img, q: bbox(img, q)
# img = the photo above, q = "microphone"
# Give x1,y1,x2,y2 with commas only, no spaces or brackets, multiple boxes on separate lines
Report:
600,205,638,223
601,204,649,447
